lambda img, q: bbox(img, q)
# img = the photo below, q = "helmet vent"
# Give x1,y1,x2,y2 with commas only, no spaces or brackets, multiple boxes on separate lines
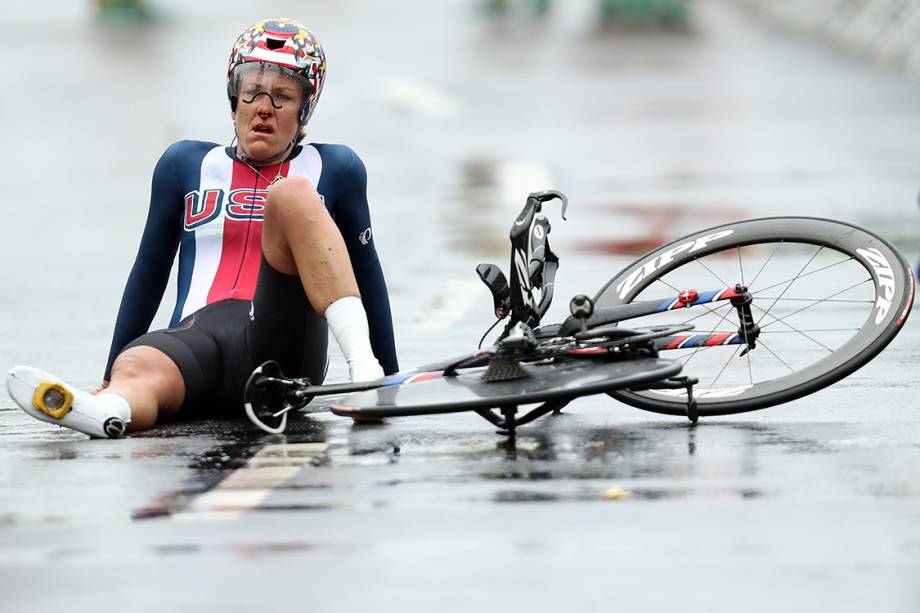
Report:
266,38,285,50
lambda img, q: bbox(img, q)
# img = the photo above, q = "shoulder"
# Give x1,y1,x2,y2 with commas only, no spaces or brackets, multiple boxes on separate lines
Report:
152,140,223,195
148,141,221,213
309,143,367,181
158,139,222,167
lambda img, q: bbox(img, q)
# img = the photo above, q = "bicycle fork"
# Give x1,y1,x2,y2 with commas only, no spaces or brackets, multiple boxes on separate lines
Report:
729,284,760,356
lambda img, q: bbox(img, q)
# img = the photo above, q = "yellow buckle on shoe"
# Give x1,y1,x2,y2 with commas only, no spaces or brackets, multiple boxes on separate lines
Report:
32,382,73,420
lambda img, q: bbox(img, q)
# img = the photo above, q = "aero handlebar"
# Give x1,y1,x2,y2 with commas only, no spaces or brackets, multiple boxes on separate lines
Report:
507,190,568,328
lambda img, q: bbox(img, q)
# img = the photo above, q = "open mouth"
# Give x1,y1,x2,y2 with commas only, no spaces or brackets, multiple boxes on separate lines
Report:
252,124,274,135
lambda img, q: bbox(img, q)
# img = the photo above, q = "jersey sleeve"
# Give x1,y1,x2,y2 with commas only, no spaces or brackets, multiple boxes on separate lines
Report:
103,144,185,380
327,146,399,374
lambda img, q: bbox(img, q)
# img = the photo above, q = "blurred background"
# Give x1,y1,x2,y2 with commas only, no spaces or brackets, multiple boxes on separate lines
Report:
2,3,920,610
2,0,919,380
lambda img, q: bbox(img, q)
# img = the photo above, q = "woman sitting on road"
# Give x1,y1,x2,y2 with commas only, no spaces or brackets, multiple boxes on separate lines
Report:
7,18,398,438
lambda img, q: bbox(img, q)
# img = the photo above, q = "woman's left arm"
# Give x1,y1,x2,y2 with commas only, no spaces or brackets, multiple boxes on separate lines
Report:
332,147,399,374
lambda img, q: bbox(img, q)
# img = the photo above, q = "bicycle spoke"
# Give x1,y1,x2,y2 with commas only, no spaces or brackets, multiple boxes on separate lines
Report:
751,301,836,352
747,241,783,288
746,343,753,385
705,244,831,386
759,328,860,333
758,277,872,332
753,297,872,304
648,249,869,378
708,343,743,389
606,220,907,413
753,245,824,330
756,338,797,374
653,277,681,293
751,256,854,296
675,303,735,328
693,256,731,289
737,245,745,287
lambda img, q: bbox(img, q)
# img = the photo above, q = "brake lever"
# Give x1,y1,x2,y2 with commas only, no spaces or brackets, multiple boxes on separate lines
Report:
528,189,568,220
476,263,511,319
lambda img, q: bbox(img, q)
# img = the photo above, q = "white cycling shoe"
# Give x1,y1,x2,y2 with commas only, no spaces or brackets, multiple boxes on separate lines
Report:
6,366,128,439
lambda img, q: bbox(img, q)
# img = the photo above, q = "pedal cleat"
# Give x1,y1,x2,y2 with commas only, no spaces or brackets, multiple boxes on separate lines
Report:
32,381,74,419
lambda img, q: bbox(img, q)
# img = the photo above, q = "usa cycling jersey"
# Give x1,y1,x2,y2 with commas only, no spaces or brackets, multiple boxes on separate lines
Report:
104,140,397,379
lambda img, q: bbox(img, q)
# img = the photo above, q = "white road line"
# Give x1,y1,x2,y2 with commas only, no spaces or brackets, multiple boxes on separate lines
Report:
172,443,328,521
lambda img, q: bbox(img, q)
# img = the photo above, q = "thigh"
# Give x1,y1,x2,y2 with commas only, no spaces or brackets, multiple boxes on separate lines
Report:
109,345,185,422
123,307,223,417
247,253,329,385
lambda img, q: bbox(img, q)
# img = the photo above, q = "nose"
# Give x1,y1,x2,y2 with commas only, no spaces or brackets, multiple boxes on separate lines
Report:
253,93,275,113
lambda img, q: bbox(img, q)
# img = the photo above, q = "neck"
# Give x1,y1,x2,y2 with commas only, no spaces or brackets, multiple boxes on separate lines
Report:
236,140,294,167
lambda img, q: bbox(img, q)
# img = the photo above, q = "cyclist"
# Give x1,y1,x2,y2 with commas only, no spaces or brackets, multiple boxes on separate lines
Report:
7,18,398,438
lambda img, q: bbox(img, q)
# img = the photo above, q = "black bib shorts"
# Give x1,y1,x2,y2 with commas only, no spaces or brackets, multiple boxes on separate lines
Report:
123,255,328,417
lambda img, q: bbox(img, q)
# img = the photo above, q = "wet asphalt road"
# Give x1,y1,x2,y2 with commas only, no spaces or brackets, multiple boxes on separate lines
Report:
2,1,920,611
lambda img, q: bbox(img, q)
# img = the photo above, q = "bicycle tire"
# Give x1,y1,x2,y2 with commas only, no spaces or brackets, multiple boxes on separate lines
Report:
595,217,914,416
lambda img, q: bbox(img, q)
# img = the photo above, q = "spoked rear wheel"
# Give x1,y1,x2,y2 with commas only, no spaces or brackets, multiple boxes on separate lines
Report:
596,217,914,416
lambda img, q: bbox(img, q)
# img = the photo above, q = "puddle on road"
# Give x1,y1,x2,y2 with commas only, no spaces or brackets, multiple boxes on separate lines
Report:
491,485,764,503
125,415,917,523
131,420,332,521
46,540,358,561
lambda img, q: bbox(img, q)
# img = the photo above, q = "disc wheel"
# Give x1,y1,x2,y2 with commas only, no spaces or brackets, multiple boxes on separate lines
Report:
596,217,914,416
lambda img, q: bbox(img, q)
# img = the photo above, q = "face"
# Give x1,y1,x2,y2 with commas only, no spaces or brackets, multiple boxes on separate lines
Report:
231,64,307,164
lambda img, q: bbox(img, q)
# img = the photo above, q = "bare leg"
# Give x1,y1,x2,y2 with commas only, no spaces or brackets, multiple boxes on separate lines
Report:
261,175,359,313
100,346,185,431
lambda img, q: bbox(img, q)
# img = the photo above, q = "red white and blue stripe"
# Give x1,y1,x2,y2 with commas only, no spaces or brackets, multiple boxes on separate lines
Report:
656,286,743,312
662,332,742,350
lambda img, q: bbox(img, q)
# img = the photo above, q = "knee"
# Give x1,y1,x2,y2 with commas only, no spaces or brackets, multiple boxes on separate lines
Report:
265,176,326,225
111,347,178,386
110,351,149,381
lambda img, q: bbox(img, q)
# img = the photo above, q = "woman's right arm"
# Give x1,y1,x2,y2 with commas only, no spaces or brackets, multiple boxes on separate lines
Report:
103,145,185,380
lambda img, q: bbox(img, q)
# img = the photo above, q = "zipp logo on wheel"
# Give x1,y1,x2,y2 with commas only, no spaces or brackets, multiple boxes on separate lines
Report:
616,230,735,300
856,247,896,324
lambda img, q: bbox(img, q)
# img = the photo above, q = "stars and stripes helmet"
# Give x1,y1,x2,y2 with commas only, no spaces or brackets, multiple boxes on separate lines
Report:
227,18,326,125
